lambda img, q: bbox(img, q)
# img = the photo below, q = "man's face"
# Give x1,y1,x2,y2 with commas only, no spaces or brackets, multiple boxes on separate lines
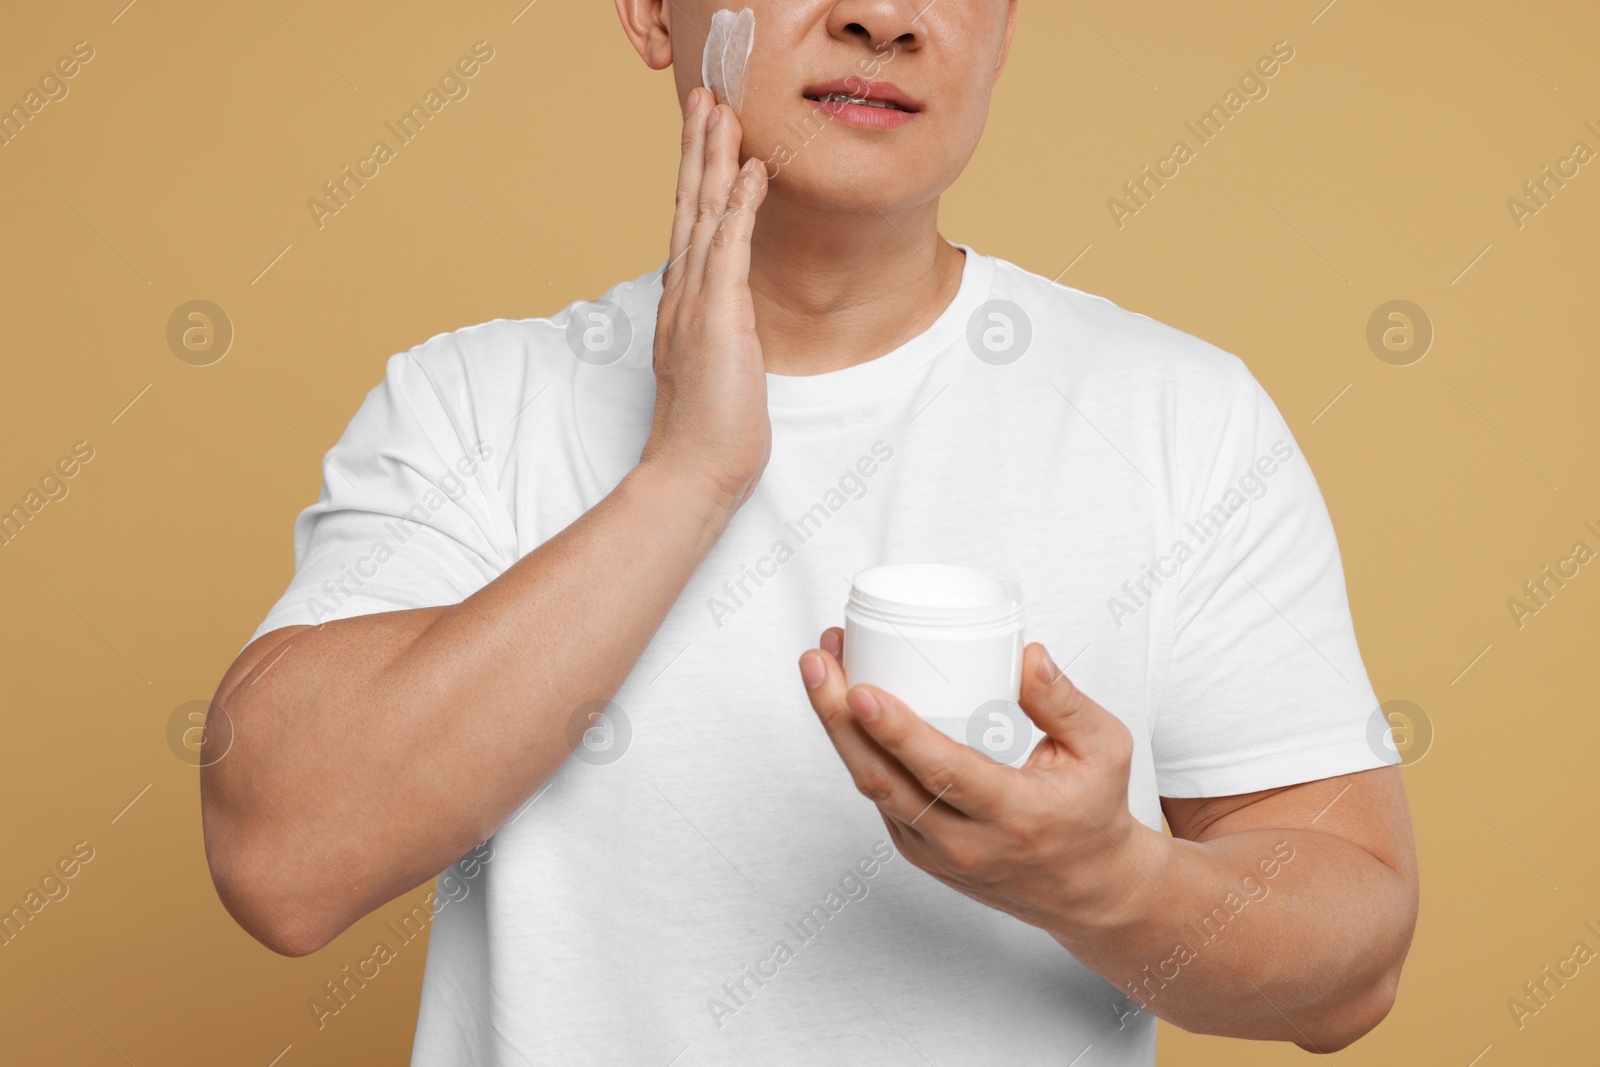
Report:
671,0,1015,214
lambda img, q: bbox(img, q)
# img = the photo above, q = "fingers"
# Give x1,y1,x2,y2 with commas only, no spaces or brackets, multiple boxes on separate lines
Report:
664,89,766,305
798,647,953,832
1020,643,1133,763
702,155,767,295
665,88,712,295
845,684,1012,823
683,102,745,294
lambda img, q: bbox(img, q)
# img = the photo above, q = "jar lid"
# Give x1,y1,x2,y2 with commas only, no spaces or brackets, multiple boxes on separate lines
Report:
847,564,1024,630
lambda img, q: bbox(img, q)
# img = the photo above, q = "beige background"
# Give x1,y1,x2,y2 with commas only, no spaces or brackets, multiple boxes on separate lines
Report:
3,0,1597,1063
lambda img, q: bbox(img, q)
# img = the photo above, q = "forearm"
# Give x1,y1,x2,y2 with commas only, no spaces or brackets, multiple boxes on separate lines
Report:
203,458,736,954
1052,824,1416,1051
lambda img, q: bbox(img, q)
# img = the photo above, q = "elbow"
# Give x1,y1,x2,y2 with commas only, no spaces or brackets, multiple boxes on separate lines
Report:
242,910,331,959
238,896,336,959
207,838,338,958
266,928,333,959
202,783,338,958
1297,871,1416,1053
1294,969,1400,1054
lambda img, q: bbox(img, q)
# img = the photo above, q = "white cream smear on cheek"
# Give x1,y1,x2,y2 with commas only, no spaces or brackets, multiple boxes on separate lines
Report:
701,8,756,113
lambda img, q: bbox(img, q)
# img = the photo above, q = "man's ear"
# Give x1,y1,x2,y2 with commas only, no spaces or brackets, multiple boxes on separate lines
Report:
615,0,675,71
994,0,1018,82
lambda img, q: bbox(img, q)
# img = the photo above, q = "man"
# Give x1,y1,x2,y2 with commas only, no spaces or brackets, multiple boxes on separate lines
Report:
202,1,1418,1063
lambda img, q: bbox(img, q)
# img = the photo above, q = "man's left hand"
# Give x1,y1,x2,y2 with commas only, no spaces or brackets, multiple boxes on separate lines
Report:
798,629,1158,938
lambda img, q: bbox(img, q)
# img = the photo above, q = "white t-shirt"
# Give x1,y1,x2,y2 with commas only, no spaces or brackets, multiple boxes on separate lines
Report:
251,247,1397,1066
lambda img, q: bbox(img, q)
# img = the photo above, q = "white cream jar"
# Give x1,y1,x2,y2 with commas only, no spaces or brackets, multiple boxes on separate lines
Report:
843,564,1029,761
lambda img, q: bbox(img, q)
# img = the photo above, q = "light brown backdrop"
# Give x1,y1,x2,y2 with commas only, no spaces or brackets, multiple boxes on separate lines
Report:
2,1,1596,1063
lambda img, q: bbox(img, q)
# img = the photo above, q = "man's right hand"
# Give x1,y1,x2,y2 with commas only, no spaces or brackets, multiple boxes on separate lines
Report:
640,87,772,512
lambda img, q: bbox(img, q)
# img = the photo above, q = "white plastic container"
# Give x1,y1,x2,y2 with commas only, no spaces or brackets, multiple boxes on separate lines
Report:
843,564,1028,759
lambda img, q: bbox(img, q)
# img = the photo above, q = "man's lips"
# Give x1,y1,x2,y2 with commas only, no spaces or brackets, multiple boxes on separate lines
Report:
802,78,922,129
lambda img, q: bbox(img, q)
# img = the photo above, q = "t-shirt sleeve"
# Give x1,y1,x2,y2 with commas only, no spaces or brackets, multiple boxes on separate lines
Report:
1151,359,1398,797
246,350,513,648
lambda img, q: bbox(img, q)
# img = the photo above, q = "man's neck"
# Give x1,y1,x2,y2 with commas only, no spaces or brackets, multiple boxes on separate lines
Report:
745,193,966,378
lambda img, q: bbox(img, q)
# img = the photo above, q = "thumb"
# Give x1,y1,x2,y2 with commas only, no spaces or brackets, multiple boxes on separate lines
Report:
1019,643,1130,761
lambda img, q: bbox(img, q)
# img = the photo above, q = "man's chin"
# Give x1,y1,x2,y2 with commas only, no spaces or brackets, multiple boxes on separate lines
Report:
746,149,940,214
763,176,925,219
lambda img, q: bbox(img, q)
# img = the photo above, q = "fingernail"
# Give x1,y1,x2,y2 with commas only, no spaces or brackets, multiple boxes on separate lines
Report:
800,652,825,689
740,157,758,176
1037,647,1058,685
707,107,722,131
849,689,879,722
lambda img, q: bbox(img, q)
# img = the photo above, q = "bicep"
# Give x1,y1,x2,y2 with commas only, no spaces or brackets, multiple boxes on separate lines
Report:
1161,766,1417,881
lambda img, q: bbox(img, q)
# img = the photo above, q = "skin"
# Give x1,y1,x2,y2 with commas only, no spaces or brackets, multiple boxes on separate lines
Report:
201,0,1417,1053
615,0,1013,382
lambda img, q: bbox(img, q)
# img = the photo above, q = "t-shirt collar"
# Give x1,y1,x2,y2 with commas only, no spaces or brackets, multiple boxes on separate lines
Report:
641,243,995,411
764,243,993,411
